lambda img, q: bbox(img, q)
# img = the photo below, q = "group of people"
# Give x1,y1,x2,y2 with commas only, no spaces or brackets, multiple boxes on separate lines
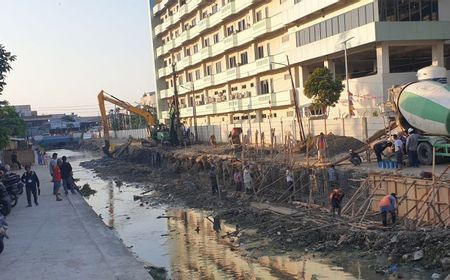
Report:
36,149,49,166
209,164,254,197
49,153,77,201
373,128,420,169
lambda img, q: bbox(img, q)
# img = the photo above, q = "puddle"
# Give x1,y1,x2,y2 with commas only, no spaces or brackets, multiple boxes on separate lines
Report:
53,149,429,280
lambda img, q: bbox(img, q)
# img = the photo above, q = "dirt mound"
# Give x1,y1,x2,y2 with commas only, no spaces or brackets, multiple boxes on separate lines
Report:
305,134,365,158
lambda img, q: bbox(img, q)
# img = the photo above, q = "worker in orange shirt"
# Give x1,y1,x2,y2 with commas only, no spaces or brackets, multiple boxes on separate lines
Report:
379,193,397,226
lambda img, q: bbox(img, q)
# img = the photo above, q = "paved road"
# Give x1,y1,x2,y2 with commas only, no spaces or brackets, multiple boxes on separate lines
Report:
0,164,152,280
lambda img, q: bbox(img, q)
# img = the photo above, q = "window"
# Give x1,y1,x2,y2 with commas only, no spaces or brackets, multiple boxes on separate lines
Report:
195,69,201,80
255,11,262,22
326,19,332,37
237,19,246,31
176,53,181,61
187,72,192,82
309,26,315,43
205,65,212,76
256,46,264,59
345,12,352,31
260,80,270,94
212,4,218,14
366,4,374,23
320,22,326,40
240,52,248,65
332,17,339,35
378,0,438,22
213,33,219,44
185,48,191,56
191,18,196,26
229,56,237,68
203,38,210,47
216,62,222,73
358,6,366,25
193,44,198,53
227,26,234,36
338,14,345,33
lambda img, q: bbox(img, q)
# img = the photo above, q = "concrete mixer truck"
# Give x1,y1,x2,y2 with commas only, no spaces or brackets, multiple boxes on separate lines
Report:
389,66,450,165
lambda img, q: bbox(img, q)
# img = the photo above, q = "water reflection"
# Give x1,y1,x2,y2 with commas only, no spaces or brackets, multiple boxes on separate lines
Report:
166,210,359,280
107,181,114,228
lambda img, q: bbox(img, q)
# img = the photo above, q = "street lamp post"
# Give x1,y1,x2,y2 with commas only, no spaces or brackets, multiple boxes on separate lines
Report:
341,37,354,117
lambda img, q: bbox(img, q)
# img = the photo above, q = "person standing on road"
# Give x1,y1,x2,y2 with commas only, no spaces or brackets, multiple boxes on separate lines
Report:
393,134,404,168
406,128,420,168
373,141,392,163
243,166,253,195
209,164,219,195
11,150,22,169
379,193,397,226
53,159,63,201
61,156,76,195
316,132,328,163
21,165,40,207
49,153,58,177
329,188,344,216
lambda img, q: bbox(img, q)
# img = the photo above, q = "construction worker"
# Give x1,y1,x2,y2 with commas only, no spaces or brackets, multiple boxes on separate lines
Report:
373,140,393,163
329,188,344,216
209,164,219,195
406,128,419,167
286,169,294,193
243,166,252,194
379,193,397,226
393,134,404,168
316,132,327,163
327,165,338,188
349,149,362,166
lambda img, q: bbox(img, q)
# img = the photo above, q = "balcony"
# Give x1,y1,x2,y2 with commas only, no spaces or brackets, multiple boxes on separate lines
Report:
252,18,271,38
178,55,192,69
173,4,188,23
159,89,173,99
154,24,163,36
200,46,212,60
156,45,164,57
180,107,194,117
221,1,236,18
200,75,214,87
197,17,210,32
158,67,167,78
152,2,162,15
223,34,238,49
254,56,274,73
226,67,240,80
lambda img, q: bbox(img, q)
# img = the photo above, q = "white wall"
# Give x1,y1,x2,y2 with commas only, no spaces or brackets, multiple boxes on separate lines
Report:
113,128,148,140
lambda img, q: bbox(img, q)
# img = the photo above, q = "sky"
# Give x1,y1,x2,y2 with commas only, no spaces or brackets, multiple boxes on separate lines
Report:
0,0,155,116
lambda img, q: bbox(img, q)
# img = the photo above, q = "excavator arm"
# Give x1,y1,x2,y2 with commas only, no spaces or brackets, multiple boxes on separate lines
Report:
97,90,157,156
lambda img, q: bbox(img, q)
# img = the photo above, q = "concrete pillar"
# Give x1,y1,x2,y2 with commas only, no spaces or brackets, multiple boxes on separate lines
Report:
324,59,336,80
376,43,390,74
432,41,445,67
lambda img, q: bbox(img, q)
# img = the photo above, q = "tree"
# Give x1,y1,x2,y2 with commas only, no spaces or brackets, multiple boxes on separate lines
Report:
304,67,344,110
0,45,25,149
0,44,16,95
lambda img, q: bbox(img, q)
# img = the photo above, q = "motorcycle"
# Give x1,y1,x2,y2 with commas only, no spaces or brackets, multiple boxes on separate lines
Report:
2,173,23,195
0,214,8,254
0,183,12,216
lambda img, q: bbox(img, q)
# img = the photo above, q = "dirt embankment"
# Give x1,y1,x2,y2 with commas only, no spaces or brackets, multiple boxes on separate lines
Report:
80,144,450,275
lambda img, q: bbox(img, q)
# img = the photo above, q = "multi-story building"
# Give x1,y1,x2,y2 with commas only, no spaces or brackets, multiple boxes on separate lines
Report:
149,0,450,141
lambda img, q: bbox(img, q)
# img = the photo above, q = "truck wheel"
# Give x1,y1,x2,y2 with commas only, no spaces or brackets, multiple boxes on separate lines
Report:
417,142,433,165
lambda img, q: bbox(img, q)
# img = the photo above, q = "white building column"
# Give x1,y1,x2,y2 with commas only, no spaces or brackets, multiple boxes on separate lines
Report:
376,43,390,74
432,41,445,67
324,59,336,79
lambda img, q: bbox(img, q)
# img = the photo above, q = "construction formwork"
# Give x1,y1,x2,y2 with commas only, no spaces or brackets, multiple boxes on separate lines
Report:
368,171,450,227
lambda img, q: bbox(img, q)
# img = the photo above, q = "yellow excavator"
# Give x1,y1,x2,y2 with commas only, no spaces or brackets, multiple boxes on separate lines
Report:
97,90,157,156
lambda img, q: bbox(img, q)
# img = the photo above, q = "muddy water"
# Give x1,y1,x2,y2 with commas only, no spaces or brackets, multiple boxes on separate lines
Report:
56,149,426,280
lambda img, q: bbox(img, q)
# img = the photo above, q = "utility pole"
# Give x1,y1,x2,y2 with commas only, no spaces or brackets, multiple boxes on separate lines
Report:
191,83,198,143
341,37,354,117
170,63,180,145
286,55,305,143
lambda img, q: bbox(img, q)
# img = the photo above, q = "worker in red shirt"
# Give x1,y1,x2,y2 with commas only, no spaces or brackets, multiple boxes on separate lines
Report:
329,188,345,216
53,159,63,201
379,193,397,226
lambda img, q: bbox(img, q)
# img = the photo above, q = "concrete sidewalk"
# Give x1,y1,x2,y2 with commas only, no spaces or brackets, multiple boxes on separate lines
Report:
0,164,152,280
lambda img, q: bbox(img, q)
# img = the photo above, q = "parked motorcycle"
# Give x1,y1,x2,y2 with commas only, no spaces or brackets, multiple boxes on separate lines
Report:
0,183,12,216
0,214,8,254
2,173,23,195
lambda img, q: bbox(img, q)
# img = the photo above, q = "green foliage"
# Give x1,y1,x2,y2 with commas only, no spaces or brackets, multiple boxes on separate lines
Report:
0,105,26,149
0,44,16,94
304,67,344,109
61,115,76,122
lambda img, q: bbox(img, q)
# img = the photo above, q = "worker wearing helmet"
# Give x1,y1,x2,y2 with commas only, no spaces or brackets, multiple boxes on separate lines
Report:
379,193,397,226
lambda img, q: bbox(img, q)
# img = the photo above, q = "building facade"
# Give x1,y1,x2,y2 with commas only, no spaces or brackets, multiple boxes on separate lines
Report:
149,0,450,141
